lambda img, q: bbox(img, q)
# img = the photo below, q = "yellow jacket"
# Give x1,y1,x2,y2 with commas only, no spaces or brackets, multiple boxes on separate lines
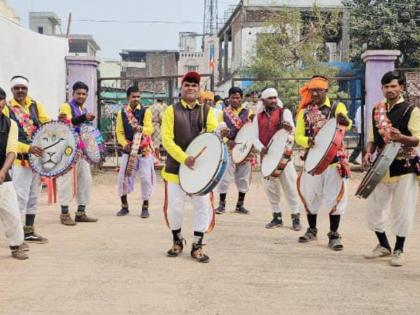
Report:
161,100,218,183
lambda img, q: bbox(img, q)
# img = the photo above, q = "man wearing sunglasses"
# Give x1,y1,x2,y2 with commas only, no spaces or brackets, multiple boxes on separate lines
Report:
3,75,50,245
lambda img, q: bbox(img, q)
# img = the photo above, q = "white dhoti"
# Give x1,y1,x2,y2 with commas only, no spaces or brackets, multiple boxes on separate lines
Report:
217,156,251,194
297,166,348,215
261,162,301,214
166,182,212,233
367,174,418,237
12,166,41,216
117,153,156,200
0,182,24,247
57,158,92,207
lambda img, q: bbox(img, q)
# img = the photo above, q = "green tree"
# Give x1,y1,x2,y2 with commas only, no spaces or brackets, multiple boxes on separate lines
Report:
343,0,420,67
242,6,346,111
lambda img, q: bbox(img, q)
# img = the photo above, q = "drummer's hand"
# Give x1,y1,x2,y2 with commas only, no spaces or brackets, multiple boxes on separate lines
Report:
249,113,255,121
86,113,96,121
58,113,67,122
362,152,372,171
308,138,315,148
226,140,235,150
185,156,195,169
29,146,44,157
220,128,230,138
282,122,293,133
123,143,131,153
336,113,349,127
135,126,143,133
0,170,6,185
389,127,403,142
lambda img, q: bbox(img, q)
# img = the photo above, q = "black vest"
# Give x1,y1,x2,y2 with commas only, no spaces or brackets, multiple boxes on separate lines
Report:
121,106,146,142
8,100,40,145
165,102,210,175
0,115,12,182
372,101,417,177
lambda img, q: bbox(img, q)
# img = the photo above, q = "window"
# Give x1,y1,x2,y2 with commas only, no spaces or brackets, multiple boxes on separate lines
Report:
38,26,43,34
185,65,199,72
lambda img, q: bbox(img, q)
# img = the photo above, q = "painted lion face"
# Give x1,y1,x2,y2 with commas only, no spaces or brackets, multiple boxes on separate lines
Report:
40,130,69,171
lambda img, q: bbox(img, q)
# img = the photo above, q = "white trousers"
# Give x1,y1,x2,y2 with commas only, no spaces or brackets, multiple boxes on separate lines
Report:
261,162,301,214
298,167,348,215
367,174,418,237
0,182,24,246
117,154,156,200
167,182,211,233
217,156,251,194
57,158,92,207
12,166,41,216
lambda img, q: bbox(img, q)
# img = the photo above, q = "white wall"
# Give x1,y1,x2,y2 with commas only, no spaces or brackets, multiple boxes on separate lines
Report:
0,16,68,117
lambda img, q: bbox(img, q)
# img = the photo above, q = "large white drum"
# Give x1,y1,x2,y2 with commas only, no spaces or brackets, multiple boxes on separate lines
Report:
304,118,345,175
232,122,255,164
179,133,228,195
261,129,293,178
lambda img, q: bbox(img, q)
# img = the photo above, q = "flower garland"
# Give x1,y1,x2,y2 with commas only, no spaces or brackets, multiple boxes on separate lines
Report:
303,104,327,138
224,107,245,130
10,105,37,140
373,101,392,143
124,105,152,153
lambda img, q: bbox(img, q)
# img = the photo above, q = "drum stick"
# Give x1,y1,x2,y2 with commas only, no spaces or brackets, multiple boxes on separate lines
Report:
193,146,207,161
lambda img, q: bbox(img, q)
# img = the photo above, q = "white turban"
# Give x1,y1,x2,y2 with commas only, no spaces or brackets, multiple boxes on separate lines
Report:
261,88,278,99
10,76,29,88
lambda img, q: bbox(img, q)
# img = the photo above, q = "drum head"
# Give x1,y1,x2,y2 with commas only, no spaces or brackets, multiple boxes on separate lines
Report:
304,118,337,173
232,122,254,164
261,129,289,177
80,123,105,164
29,121,78,177
179,133,223,195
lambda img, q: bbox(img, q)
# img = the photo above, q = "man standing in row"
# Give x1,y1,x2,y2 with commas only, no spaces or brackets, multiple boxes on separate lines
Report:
295,75,352,251
0,87,28,260
116,86,155,218
252,88,302,231
161,72,217,263
364,71,419,266
57,81,98,225
215,87,252,215
3,76,50,244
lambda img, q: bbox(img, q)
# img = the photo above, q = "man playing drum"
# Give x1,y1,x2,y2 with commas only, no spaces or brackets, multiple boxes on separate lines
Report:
295,75,351,251
3,76,50,244
252,88,302,231
57,81,98,225
363,71,420,266
0,87,28,260
115,86,155,218
161,71,217,263
215,87,252,215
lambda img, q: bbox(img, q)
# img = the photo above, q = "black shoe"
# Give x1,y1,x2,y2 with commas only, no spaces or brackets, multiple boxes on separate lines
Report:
291,213,302,231
327,231,343,251
23,226,48,244
140,208,150,219
116,208,129,216
191,243,210,263
265,213,283,229
235,204,249,215
215,202,226,214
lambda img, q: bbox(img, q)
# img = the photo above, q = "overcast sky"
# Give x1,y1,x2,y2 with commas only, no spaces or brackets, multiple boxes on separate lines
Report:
8,0,239,59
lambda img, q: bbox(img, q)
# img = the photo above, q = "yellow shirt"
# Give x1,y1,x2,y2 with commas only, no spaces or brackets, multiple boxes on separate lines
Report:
59,102,85,120
295,97,352,149
367,97,420,183
161,100,218,183
2,97,50,166
115,104,153,147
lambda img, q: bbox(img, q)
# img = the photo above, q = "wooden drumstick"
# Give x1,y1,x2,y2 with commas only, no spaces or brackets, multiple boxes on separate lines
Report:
193,146,207,161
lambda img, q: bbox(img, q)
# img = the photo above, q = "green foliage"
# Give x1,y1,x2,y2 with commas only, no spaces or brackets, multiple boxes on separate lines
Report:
343,0,420,67
242,6,345,111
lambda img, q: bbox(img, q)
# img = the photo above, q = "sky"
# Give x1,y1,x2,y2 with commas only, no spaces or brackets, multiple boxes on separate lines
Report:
8,0,239,59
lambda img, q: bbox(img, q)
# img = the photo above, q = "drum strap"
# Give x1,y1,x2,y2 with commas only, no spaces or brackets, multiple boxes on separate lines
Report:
327,101,339,120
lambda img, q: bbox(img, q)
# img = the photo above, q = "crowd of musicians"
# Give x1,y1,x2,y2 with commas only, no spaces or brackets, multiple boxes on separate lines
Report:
0,70,418,266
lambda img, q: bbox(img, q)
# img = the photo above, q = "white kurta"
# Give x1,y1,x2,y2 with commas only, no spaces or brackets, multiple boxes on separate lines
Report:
0,182,24,246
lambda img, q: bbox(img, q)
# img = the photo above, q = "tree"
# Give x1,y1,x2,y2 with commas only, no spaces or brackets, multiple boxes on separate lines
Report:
242,6,347,111
343,0,420,67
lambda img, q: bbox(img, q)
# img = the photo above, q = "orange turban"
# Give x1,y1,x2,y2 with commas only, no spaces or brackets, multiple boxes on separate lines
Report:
200,90,215,102
297,77,329,113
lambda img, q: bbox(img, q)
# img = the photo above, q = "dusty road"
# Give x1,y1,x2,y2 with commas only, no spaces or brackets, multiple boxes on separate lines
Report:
1,170,419,315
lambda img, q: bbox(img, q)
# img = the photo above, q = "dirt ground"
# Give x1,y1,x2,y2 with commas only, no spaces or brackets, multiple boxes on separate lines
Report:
0,169,419,315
